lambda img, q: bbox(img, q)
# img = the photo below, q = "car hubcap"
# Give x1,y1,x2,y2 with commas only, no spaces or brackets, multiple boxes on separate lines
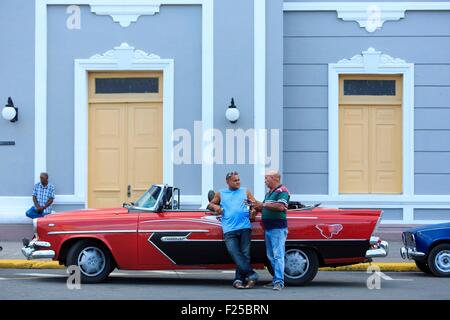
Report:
284,249,309,279
435,250,450,273
77,247,106,277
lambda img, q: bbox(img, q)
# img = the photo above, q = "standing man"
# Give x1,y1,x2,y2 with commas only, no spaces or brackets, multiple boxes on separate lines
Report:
208,171,259,289
253,170,290,291
25,172,55,219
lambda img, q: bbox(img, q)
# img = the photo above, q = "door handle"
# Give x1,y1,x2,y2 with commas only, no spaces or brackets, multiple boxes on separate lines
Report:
127,185,131,198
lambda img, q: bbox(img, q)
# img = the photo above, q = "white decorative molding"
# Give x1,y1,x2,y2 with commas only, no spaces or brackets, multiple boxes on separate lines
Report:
336,5,405,33
74,43,174,204
90,42,161,67
90,4,161,27
283,2,450,32
328,47,415,201
337,47,407,72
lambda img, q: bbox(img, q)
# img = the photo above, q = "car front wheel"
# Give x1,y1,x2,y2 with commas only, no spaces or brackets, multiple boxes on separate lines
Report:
66,239,114,283
427,244,450,277
267,247,319,286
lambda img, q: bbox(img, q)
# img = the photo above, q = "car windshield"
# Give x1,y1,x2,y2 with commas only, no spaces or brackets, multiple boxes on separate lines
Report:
133,185,161,209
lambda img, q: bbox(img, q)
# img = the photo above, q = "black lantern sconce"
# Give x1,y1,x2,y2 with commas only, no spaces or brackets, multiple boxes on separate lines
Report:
225,98,240,123
2,97,18,123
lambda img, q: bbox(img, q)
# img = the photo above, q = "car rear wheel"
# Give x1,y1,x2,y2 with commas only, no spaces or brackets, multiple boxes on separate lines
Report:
267,247,319,286
427,244,450,277
415,260,432,274
66,239,114,283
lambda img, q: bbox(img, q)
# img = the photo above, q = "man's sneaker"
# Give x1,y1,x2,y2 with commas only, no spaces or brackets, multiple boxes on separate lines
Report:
263,283,273,289
233,280,246,289
273,283,283,291
245,279,257,289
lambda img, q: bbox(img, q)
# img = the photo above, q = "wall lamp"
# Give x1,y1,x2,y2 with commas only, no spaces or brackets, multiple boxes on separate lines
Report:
225,98,240,123
2,97,18,123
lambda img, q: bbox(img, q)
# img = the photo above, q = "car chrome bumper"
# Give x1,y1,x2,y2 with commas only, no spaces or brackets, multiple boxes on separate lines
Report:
365,240,389,258
400,247,426,260
21,239,55,260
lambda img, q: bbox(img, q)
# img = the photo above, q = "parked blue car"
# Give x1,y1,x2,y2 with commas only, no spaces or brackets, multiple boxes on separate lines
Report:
401,222,450,277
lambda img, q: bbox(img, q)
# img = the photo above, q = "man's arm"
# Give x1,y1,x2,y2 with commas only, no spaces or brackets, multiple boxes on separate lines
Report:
246,190,258,220
251,190,288,212
207,192,223,214
32,195,41,211
262,202,286,211
42,198,54,212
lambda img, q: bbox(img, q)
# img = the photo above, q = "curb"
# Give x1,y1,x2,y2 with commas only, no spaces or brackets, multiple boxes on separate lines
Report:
0,260,418,271
320,263,418,272
0,260,64,269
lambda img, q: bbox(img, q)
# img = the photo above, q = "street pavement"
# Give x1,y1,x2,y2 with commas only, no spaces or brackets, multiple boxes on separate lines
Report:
1,268,449,300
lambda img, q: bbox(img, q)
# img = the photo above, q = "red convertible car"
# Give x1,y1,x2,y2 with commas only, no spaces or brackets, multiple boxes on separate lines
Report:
22,184,388,285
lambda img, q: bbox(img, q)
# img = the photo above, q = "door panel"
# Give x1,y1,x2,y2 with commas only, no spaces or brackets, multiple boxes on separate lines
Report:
370,106,402,193
128,103,163,201
339,106,369,193
89,104,127,208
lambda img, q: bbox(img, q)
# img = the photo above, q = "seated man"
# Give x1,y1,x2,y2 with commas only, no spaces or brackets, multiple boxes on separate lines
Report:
25,172,55,219
207,171,258,289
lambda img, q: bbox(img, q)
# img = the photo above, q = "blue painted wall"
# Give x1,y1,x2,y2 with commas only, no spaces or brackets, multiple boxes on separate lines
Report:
283,10,450,196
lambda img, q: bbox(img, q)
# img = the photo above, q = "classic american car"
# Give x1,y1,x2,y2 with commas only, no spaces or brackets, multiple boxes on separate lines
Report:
401,223,450,277
22,184,388,285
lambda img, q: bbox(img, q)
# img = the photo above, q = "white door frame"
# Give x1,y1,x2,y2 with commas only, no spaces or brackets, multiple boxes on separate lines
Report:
328,47,415,200
74,43,174,206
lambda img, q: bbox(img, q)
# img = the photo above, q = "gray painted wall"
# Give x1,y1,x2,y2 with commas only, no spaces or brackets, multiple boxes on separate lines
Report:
283,10,450,195
46,5,202,197
414,209,450,221
0,0,35,196
213,0,255,192
266,0,284,190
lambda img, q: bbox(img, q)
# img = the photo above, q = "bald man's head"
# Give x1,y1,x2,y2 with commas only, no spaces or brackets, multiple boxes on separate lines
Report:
265,170,281,189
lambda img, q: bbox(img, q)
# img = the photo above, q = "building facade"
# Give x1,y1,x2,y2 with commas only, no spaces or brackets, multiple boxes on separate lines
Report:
1,0,450,224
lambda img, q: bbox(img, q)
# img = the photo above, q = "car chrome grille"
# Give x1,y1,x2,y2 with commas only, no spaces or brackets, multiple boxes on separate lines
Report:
403,231,415,247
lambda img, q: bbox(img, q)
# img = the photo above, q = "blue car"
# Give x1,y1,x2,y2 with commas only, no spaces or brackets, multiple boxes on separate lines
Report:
401,222,450,277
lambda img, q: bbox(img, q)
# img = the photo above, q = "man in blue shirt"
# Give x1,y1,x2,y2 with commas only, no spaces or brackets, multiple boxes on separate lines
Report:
25,172,55,219
208,171,258,289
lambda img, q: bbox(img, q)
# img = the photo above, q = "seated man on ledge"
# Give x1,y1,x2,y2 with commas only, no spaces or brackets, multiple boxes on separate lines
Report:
25,172,55,219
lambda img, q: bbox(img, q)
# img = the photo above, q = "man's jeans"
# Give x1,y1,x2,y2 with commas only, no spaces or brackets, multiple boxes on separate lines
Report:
224,228,258,284
25,207,49,219
265,227,288,287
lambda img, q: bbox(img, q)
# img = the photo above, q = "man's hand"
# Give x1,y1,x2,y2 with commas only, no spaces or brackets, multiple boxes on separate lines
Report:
252,201,263,212
36,205,43,213
249,208,257,221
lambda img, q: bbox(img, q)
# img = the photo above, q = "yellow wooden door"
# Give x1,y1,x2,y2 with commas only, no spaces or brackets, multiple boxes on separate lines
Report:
339,105,402,193
339,74,402,194
88,72,163,208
